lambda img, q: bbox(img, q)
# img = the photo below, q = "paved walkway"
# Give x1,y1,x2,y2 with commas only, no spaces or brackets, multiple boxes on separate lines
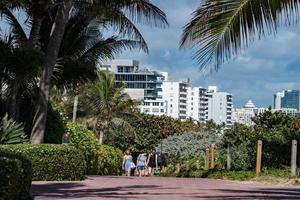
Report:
31,176,300,200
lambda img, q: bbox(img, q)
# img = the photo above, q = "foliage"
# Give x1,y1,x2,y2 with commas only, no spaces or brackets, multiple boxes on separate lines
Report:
0,151,32,200
180,0,300,71
0,0,168,143
0,144,86,181
66,122,99,175
0,114,27,144
44,103,67,144
106,113,205,152
80,71,137,144
223,110,300,168
158,131,221,161
97,145,123,176
67,122,123,175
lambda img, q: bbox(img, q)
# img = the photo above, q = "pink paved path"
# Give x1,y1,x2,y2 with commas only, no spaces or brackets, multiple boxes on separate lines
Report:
31,176,300,200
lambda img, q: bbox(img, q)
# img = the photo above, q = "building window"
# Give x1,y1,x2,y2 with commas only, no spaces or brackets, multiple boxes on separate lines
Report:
143,108,150,113
160,103,164,106
191,108,193,111
152,108,159,113
144,102,150,106
160,109,164,113
170,104,173,108
191,102,193,105
170,98,173,102
191,92,194,96
153,102,160,106
191,97,193,100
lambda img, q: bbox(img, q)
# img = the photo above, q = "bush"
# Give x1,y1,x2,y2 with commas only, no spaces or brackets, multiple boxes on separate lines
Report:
44,103,67,144
98,145,123,175
66,122,99,175
0,144,85,181
158,131,221,161
0,152,32,200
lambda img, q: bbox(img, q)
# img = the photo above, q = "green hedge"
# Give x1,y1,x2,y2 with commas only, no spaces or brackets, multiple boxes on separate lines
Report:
67,122,99,175
0,144,86,181
98,145,123,175
0,152,32,200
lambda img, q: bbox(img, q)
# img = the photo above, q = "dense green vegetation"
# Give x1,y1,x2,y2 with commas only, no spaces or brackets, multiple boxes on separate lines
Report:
105,113,205,152
0,144,86,181
0,152,32,200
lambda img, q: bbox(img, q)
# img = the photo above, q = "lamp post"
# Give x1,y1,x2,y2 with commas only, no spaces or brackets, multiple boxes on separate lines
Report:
62,132,70,144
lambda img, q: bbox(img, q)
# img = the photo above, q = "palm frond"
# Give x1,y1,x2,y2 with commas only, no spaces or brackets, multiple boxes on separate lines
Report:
180,0,300,71
1,8,28,44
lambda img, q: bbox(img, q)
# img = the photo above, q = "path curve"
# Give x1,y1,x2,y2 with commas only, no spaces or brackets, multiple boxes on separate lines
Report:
31,176,300,199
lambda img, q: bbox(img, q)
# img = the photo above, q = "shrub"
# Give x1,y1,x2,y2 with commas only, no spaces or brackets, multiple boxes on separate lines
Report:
0,152,32,200
0,114,27,144
66,122,99,175
44,103,67,144
0,144,85,181
158,131,221,160
98,145,123,175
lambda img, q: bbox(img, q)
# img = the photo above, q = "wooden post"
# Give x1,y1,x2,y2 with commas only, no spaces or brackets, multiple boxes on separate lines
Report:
227,144,231,170
176,163,180,173
196,160,200,170
204,148,210,170
291,140,297,178
256,140,262,176
210,144,215,169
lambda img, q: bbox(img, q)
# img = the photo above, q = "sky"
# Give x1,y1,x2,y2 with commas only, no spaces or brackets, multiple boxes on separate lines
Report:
117,0,300,108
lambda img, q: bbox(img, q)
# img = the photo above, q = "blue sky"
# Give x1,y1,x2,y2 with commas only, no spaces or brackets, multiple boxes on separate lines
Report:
118,0,300,108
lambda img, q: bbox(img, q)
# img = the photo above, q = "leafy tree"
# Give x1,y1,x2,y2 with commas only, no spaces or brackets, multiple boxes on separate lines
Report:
181,0,300,71
105,113,205,152
81,71,137,144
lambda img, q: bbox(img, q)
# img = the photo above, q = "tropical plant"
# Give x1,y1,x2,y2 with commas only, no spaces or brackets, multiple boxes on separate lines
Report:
0,0,168,144
81,71,137,144
181,0,300,71
0,114,27,144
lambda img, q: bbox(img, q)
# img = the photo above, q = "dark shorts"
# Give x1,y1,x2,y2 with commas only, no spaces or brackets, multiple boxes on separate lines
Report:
137,165,145,170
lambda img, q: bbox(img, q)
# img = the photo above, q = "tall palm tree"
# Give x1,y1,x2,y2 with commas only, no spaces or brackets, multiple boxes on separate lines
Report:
30,0,168,144
180,0,300,71
52,11,148,122
81,71,137,144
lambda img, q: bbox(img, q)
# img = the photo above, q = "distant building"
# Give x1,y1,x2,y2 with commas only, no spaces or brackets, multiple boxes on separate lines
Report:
281,90,300,109
273,91,284,109
186,87,207,122
100,59,167,101
233,100,257,126
161,81,189,120
205,86,233,128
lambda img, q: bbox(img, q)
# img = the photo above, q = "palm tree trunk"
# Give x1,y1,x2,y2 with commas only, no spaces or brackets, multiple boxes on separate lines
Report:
9,84,18,120
72,95,78,122
30,0,72,144
29,16,43,47
99,120,108,145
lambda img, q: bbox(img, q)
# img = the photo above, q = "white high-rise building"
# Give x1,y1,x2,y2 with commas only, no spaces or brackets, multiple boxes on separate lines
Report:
273,91,284,109
162,81,189,120
186,87,207,122
205,87,233,128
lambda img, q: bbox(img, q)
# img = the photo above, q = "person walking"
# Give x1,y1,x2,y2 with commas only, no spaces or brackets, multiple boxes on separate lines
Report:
147,149,158,176
136,150,147,177
122,149,133,176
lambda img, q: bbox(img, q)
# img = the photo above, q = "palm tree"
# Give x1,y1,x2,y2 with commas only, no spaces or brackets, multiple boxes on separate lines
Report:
81,71,137,144
180,0,300,71
30,0,168,144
